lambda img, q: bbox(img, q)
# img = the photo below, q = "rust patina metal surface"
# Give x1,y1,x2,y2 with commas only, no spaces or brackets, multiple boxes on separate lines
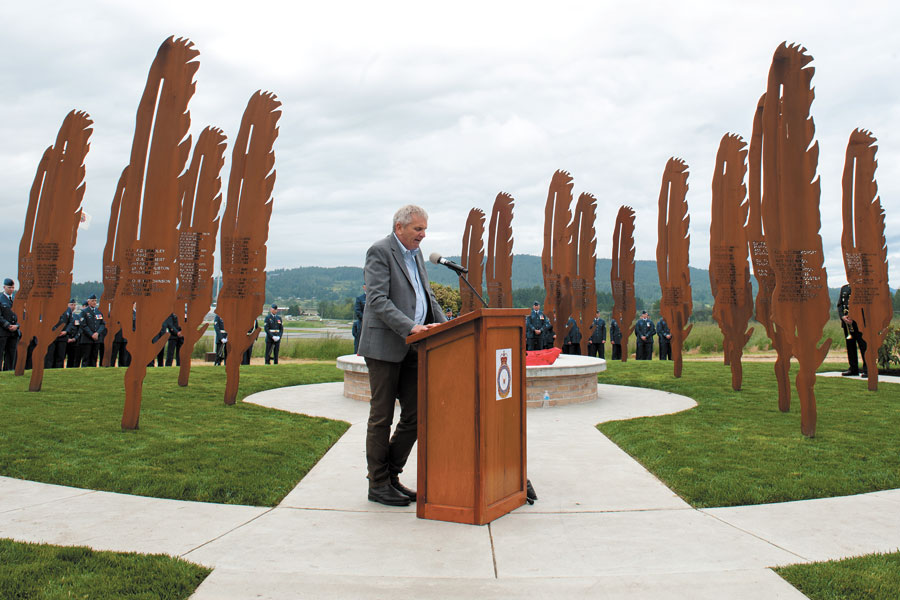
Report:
542,170,575,348
611,206,636,362
572,193,597,355
656,158,693,378
118,37,200,430
459,208,485,315
216,91,281,405
13,111,92,390
840,129,892,392
747,92,791,409
761,43,832,438
710,134,754,391
486,192,514,309
176,127,227,386
101,168,128,367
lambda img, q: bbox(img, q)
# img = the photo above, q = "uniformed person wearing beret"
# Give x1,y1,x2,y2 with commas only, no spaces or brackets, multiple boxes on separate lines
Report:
657,316,672,360
635,310,655,360
264,304,284,364
525,302,547,351
610,316,622,360
78,294,107,367
587,311,606,359
0,278,19,371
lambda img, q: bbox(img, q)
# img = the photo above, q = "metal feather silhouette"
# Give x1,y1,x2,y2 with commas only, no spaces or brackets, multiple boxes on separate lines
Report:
746,92,791,409
101,167,128,366
217,90,281,405
486,192,514,308
611,206,636,362
656,158,693,378
840,129,892,392
761,42,832,437
572,192,597,355
176,126,227,386
459,208,485,315
542,170,575,348
710,134,754,390
118,36,199,430
13,111,92,391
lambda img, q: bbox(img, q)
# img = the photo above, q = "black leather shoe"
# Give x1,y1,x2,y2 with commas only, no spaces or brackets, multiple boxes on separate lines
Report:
368,484,410,506
859,370,868,377
841,369,859,376
390,477,416,501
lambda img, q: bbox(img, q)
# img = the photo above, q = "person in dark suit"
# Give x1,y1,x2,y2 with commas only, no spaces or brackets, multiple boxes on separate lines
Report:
635,311,655,360
242,319,258,365
838,283,868,376
0,278,19,371
78,294,106,367
657,316,672,360
163,313,184,366
525,302,547,351
540,314,557,350
213,313,227,365
109,304,133,367
64,299,81,368
610,317,622,360
562,316,582,354
587,311,606,359
352,287,366,354
357,205,446,507
264,304,283,364
48,303,73,368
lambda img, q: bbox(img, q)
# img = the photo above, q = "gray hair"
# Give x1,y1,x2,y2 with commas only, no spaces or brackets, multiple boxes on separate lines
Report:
392,205,428,228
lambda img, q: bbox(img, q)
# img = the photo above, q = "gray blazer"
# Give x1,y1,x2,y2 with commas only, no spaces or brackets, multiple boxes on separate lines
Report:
358,233,446,362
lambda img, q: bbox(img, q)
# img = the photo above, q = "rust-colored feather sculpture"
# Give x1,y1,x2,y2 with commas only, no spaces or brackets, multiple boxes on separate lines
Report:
486,192,514,308
459,208,485,315
656,158,693,378
542,170,575,347
118,36,199,430
176,127,227,386
217,90,281,405
10,150,47,341
572,192,597,355
101,167,128,366
710,134,754,390
747,92,791,409
761,42,832,437
13,111,92,391
611,206,636,362
840,129,892,392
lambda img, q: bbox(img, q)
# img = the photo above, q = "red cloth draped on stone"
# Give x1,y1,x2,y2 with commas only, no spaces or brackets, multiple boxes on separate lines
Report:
525,348,561,366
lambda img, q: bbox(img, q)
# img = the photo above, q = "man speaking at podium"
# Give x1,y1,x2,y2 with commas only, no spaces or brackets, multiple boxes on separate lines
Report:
358,205,446,507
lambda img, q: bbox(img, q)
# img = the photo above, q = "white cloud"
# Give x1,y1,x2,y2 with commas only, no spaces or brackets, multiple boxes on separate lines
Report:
1,0,898,290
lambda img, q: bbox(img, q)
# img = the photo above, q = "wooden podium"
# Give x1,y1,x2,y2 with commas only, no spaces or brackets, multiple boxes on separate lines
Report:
407,308,529,525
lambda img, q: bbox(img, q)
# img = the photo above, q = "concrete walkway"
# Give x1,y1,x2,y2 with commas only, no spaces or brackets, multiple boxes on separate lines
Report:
2,381,899,599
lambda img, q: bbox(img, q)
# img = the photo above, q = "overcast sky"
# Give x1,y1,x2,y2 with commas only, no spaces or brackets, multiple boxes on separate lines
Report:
1,0,897,288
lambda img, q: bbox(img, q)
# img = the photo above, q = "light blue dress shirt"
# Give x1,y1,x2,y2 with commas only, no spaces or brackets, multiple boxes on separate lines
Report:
393,233,426,325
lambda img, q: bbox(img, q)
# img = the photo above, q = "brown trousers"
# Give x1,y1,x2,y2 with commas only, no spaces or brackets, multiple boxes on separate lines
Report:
365,347,419,487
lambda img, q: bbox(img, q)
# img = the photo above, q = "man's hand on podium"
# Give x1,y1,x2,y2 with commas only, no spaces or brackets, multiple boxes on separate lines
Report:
410,323,440,335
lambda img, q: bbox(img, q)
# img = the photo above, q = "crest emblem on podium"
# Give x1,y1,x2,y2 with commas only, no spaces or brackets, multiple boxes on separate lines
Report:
496,348,512,400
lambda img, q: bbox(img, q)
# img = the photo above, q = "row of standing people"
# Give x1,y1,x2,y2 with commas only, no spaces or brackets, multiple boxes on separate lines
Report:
1,276,287,370
213,304,284,365
524,301,673,360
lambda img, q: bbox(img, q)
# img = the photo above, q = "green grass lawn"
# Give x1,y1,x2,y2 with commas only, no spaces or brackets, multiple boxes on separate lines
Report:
776,551,900,600
0,363,348,506
0,538,210,600
597,360,900,508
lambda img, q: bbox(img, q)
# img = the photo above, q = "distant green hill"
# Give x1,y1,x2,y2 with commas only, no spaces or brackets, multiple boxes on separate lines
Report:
70,255,889,314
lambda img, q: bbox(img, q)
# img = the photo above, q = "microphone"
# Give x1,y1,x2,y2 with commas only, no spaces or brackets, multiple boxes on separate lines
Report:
429,253,468,274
